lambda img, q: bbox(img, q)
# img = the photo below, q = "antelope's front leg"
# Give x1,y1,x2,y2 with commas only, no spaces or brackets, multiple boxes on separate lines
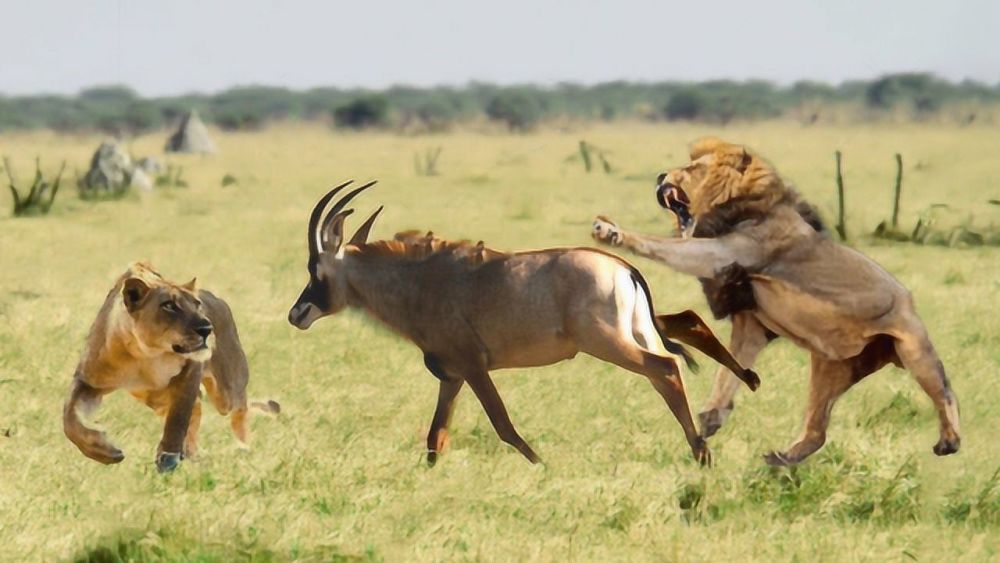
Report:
423,353,465,466
63,376,124,464
156,361,203,473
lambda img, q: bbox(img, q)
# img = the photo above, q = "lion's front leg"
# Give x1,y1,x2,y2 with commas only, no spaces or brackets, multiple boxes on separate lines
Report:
155,361,203,472
63,376,124,464
699,313,772,438
591,215,764,278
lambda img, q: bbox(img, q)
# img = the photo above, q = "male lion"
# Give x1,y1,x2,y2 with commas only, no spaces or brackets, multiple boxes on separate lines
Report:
63,263,279,472
591,138,960,466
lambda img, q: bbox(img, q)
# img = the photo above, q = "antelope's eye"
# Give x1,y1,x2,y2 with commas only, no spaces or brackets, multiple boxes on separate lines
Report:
161,301,179,313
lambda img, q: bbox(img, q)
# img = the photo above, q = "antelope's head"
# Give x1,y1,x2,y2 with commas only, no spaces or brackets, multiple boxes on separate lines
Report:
288,180,382,330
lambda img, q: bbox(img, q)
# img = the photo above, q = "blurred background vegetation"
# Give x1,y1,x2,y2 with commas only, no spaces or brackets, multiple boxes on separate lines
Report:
2,73,998,135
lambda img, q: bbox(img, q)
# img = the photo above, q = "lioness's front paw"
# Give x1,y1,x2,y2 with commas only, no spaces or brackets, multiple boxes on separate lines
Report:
592,216,622,246
156,451,182,473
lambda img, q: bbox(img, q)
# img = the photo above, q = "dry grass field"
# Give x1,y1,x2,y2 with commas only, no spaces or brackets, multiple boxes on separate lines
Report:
1,122,998,561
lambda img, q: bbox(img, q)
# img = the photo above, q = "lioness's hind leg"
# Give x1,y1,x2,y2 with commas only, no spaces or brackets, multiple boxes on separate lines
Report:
230,406,250,448
894,329,961,456
579,324,709,466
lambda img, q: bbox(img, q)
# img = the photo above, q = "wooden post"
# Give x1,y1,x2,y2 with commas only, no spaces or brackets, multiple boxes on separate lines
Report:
835,150,847,241
891,153,903,229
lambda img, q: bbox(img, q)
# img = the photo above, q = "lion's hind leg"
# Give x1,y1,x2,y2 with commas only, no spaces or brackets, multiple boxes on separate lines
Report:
765,354,854,466
893,327,961,456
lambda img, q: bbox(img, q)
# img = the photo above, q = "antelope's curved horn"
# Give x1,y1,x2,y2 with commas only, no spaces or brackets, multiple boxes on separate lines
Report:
348,205,384,247
308,180,354,258
319,180,378,252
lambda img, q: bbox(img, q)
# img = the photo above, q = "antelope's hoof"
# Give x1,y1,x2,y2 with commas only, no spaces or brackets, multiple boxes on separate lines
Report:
763,450,794,467
698,409,726,439
742,369,761,391
426,450,438,467
91,445,125,465
156,452,182,473
933,438,960,456
693,438,712,467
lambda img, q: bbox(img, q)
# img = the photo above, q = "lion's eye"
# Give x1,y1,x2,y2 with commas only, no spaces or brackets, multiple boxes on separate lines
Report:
161,301,179,313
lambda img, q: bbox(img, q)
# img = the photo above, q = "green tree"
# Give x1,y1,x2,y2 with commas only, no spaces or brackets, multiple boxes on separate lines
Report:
485,91,541,131
332,96,390,129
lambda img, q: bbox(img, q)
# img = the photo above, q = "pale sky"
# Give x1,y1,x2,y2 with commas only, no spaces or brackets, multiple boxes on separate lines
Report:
2,0,997,96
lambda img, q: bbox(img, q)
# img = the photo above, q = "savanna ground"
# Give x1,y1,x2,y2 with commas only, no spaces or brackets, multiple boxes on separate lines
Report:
1,122,998,561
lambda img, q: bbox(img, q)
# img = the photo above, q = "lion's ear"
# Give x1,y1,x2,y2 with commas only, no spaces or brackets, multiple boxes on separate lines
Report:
181,278,198,292
737,148,752,173
123,278,151,312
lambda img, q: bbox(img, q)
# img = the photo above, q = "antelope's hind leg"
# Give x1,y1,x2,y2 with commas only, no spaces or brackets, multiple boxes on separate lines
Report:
580,322,709,466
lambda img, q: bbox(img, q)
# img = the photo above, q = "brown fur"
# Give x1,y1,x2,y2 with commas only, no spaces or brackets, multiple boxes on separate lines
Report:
290,183,761,467
592,139,961,465
63,263,278,472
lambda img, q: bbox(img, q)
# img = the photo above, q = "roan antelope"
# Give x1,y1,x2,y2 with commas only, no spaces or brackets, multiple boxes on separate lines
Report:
288,181,759,466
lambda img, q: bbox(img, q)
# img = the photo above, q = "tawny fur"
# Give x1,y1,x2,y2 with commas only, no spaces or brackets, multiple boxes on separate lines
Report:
63,263,278,470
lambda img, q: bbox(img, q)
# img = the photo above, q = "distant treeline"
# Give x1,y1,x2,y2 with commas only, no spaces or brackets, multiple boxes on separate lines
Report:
1,73,997,134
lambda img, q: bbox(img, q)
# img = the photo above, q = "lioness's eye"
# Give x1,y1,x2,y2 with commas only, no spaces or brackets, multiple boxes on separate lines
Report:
161,301,179,313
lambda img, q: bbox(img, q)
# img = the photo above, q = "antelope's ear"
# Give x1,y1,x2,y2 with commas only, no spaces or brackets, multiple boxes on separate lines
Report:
123,278,151,312
181,278,198,292
348,205,384,247
321,209,354,253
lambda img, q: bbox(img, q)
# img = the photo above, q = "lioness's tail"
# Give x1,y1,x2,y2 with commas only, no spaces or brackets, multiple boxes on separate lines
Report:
229,399,281,446
654,310,760,391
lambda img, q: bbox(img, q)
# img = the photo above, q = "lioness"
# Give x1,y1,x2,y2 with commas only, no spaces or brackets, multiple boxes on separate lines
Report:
592,138,960,466
63,263,278,472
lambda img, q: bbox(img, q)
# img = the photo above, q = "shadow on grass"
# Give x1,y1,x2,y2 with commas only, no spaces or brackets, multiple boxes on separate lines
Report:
72,528,371,563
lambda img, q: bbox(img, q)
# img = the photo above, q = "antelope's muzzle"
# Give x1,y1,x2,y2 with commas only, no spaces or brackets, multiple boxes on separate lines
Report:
288,301,317,330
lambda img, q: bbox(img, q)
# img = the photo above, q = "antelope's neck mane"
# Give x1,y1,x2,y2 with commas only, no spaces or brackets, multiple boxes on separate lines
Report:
349,233,510,268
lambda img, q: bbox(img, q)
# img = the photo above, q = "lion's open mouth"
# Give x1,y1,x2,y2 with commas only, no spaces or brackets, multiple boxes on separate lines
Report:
656,183,694,233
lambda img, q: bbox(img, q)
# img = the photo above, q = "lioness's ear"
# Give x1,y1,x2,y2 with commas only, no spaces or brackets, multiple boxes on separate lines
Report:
737,148,752,173
123,278,151,312
181,278,198,292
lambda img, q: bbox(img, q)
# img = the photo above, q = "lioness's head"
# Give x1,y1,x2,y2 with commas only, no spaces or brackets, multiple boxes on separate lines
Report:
655,138,788,235
120,264,213,361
